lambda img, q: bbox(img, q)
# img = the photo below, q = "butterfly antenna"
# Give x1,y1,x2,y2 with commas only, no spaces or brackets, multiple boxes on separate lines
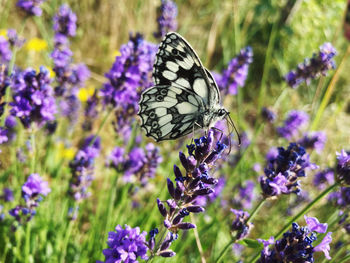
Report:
227,113,241,147
224,115,233,155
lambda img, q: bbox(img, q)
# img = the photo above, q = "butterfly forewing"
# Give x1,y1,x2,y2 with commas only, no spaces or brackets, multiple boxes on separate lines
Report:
139,32,225,141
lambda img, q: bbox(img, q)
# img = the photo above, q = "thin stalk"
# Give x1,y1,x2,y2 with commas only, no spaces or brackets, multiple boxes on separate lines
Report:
30,130,36,173
215,199,266,262
338,253,350,263
311,45,350,131
215,237,237,263
190,214,206,263
60,219,74,263
246,198,266,224
274,182,339,239
257,20,278,112
323,243,345,263
24,222,31,263
89,108,113,147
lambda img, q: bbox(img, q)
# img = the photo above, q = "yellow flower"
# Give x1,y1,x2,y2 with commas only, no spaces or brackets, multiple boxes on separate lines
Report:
0,29,7,38
57,142,76,160
26,38,48,52
77,86,95,102
112,49,121,58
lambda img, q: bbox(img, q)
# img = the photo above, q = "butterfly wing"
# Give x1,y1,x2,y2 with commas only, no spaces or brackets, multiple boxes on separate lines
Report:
138,85,203,141
153,32,219,108
139,32,223,141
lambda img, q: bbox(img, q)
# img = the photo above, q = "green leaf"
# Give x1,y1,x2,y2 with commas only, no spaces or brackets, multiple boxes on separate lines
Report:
239,239,263,249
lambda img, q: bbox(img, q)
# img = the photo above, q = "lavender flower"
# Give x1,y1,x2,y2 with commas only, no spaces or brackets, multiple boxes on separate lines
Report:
0,65,10,111
1,187,14,202
68,135,101,203
51,4,90,126
277,110,309,139
336,149,350,185
258,216,332,262
261,107,277,123
53,4,77,38
7,29,25,48
9,174,50,227
0,36,12,64
101,33,156,136
285,43,337,88
230,209,252,240
298,131,326,154
231,180,255,210
99,224,148,262
152,130,226,257
260,143,317,198
82,90,99,131
0,127,8,144
10,66,57,128
154,0,178,40
219,47,253,95
195,176,225,206
313,169,334,190
108,143,162,185
17,0,46,16
328,187,350,208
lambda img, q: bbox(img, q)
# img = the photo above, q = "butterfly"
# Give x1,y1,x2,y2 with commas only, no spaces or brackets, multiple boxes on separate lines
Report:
138,32,237,142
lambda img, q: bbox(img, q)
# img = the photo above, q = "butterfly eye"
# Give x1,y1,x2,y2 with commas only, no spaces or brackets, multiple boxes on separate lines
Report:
218,109,226,116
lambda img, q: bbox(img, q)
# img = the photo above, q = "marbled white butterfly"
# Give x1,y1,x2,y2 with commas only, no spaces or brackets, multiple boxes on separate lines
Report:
138,32,233,142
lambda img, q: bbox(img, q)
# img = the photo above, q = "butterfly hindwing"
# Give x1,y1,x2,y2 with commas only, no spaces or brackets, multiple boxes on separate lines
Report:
153,32,214,107
139,85,202,141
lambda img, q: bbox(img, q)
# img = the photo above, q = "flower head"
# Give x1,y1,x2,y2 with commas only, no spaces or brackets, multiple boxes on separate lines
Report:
230,209,252,240
1,187,14,202
260,143,317,198
154,0,178,40
9,173,50,227
336,149,350,185
219,47,253,95
68,135,101,202
22,173,51,200
53,4,77,38
261,107,277,123
277,110,309,139
100,224,148,262
298,131,326,154
258,217,332,262
286,43,337,88
0,36,11,64
17,0,46,16
313,169,334,190
10,66,57,128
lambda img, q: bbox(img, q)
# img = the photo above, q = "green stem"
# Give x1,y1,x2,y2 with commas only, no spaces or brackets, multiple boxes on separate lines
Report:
215,199,266,262
25,222,31,263
310,45,350,130
338,253,350,263
215,237,237,263
190,214,206,263
257,20,278,112
274,182,339,239
30,130,36,173
60,220,74,263
246,198,266,224
248,182,340,263
89,108,113,147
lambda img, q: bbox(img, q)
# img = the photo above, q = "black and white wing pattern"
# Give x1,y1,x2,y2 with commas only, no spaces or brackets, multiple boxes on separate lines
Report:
138,32,223,142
